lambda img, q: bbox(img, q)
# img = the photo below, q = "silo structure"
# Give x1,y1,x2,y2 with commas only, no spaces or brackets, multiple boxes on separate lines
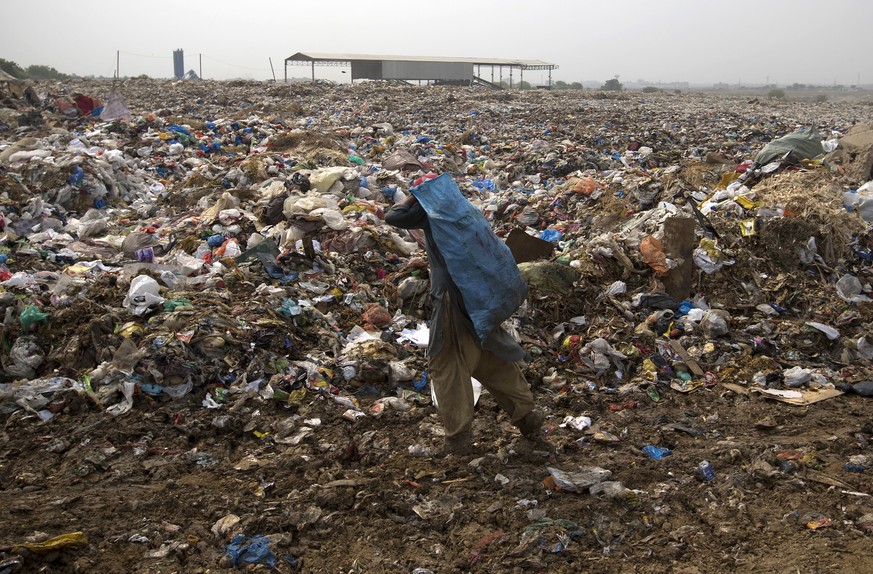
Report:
173,50,184,80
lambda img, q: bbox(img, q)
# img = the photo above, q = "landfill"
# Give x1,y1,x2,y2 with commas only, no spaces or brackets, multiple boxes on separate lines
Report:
0,77,872,573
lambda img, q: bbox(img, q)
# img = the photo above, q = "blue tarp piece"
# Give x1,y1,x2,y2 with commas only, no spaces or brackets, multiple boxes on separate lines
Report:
410,174,527,343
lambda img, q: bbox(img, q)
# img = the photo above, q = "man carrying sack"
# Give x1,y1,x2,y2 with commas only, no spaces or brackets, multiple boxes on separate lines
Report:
385,173,544,456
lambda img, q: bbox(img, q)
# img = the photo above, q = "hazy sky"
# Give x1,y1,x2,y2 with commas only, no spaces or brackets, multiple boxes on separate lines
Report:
3,0,870,86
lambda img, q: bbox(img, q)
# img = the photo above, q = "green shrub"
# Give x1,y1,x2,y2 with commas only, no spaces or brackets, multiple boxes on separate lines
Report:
768,88,786,99
601,78,623,91
0,58,26,79
0,59,69,80
24,65,68,80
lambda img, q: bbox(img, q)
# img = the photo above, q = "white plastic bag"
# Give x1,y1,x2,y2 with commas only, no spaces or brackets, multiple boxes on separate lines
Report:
123,275,165,316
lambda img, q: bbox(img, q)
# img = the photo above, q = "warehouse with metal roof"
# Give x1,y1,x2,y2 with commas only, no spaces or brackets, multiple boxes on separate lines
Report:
283,52,558,88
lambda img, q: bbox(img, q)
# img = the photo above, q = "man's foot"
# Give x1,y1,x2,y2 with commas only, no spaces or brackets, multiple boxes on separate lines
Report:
435,432,475,458
515,410,544,439
508,435,555,462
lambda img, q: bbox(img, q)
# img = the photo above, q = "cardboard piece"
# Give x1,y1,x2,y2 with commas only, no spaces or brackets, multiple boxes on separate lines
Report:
801,469,854,490
662,217,696,301
753,387,843,406
669,340,705,376
382,150,423,171
505,228,555,263
720,382,750,395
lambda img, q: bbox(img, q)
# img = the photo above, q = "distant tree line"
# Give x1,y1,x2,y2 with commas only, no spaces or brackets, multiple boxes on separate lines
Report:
0,58,69,80
551,78,623,91
491,79,626,91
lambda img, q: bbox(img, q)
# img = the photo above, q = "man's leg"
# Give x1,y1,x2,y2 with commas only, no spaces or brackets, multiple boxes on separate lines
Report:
429,297,480,440
472,352,536,426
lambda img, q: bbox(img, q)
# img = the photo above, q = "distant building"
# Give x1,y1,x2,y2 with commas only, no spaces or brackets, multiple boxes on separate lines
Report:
284,52,558,89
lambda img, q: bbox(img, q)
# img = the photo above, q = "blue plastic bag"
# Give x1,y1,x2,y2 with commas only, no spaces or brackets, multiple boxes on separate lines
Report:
207,234,226,248
642,445,672,460
413,370,428,392
225,534,276,568
410,174,527,344
471,179,495,192
68,166,84,186
539,229,563,243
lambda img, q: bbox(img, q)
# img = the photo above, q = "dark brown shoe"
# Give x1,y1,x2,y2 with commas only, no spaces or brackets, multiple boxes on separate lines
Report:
515,410,544,439
435,432,475,458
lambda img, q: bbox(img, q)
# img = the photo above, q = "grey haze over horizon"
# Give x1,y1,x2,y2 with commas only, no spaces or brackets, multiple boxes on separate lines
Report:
3,0,870,87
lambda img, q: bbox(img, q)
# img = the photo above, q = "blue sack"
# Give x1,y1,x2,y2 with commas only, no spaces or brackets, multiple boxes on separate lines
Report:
410,174,528,344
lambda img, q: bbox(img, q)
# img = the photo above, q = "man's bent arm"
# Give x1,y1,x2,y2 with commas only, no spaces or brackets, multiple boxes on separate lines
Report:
385,196,427,229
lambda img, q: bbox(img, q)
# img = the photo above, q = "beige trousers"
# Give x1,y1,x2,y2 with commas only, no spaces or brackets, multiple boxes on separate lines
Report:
429,296,535,439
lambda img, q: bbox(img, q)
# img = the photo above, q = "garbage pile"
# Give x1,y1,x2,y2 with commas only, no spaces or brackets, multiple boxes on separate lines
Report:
1,79,871,417
1,78,872,572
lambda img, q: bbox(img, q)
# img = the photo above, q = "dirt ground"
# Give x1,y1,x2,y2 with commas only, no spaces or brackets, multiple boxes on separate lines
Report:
1,371,870,574
1,83,872,573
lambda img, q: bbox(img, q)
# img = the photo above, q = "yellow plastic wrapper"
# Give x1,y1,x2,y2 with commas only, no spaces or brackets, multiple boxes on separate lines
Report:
641,358,658,381
805,515,833,530
739,219,757,237
621,343,641,359
735,195,758,209
670,379,705,393
715,172,740,190
561,335,582,350
272,386,306,404
341,204,372,214
699,238,723,261
64,264,95,277
12,531,88,553
117,322,144,339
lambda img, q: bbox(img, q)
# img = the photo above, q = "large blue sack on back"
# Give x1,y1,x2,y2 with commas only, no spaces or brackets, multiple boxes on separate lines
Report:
410,174,528,343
